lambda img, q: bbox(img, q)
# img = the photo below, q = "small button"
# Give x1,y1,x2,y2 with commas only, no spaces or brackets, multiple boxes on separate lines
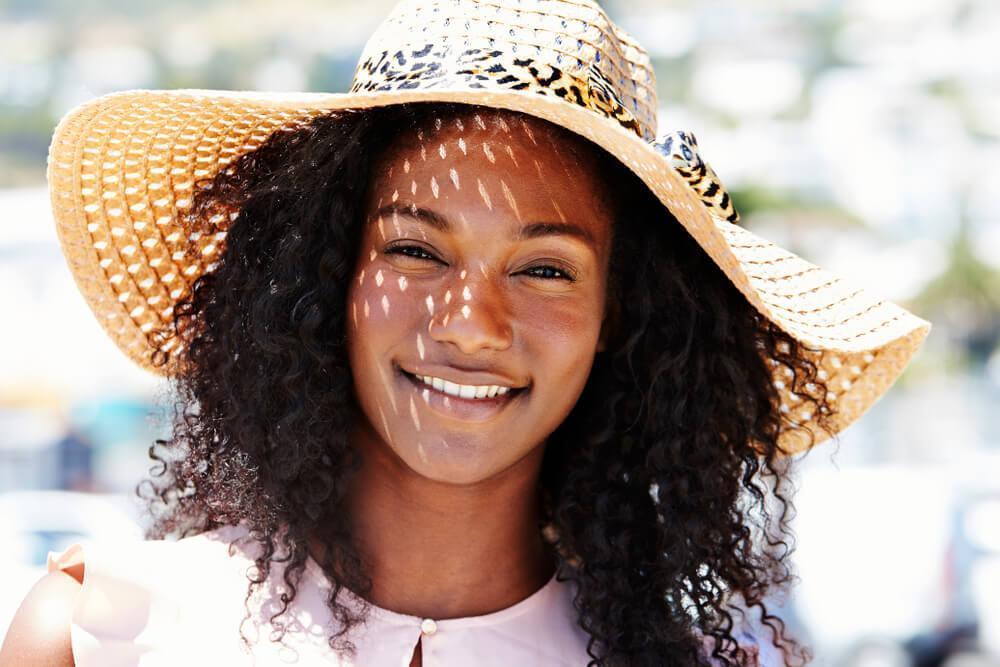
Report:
420,618,437,635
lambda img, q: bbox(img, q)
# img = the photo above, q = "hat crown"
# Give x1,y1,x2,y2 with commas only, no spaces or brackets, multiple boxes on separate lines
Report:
349,0,658,141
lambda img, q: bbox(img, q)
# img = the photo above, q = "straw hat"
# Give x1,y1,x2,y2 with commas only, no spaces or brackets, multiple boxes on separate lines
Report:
46,0,930,455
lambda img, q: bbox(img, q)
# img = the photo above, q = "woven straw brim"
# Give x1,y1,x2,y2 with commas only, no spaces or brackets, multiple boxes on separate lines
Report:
46,87,931,455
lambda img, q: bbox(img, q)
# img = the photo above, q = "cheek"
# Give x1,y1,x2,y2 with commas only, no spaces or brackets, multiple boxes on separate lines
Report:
519,294,603,384
345,252,434,441
346,248,431,365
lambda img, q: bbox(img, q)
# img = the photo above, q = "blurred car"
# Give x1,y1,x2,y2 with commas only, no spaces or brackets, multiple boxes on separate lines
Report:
954,493,1000,659
837,490,1000,667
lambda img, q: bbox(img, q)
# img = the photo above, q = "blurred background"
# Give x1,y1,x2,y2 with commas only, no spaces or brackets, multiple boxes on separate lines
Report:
0,0,997,664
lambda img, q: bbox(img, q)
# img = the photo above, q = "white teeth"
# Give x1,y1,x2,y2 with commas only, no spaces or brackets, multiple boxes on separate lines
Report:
415,374,514,400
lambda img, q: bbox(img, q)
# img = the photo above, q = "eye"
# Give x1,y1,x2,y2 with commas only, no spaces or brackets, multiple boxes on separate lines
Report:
522,264,576,282
383,243,577,282
384,243,439,263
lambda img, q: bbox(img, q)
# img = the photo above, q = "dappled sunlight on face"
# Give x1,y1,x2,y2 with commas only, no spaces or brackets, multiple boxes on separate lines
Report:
346,107,616,485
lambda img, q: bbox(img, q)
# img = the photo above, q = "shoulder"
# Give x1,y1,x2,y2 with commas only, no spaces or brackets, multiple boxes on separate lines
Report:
1,524,260,667
0,569,81,666
68,523,260,602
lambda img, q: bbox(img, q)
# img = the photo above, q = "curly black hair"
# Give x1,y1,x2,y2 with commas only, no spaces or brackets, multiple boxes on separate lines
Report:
140,101,836,667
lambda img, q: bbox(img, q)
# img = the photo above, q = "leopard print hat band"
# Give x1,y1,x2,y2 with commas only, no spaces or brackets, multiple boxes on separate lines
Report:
46,0,931,454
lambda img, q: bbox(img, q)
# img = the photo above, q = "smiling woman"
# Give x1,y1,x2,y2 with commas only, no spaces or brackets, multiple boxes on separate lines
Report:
1,99,789,667
2,1,931,665
17,100,794,667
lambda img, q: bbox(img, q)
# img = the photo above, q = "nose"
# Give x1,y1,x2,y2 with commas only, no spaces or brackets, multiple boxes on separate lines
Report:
427,273,513,355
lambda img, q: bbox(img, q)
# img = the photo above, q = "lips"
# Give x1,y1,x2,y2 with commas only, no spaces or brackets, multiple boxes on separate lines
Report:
398,365,528,398
395,363,529,422
394,361,529,392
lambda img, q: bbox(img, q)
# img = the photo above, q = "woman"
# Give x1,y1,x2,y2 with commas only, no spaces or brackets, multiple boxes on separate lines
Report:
0,1,930,665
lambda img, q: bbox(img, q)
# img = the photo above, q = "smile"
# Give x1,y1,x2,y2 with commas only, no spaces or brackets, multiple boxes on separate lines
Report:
411,372,513,399
395,364,529,422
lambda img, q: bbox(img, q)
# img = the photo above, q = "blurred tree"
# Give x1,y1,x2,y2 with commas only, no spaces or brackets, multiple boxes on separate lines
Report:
914,212,1000,368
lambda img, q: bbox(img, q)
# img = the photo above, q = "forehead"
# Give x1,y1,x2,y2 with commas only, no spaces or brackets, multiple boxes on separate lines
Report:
366,106,615,225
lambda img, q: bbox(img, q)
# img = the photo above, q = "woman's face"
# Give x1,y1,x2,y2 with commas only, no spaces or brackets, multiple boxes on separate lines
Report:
347,108,616,485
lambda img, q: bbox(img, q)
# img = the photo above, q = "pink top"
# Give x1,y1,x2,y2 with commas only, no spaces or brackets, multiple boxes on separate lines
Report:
47,523,762,666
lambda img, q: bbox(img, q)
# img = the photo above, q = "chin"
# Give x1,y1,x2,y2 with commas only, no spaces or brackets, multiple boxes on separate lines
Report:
395,438,530,486
399,442,496,485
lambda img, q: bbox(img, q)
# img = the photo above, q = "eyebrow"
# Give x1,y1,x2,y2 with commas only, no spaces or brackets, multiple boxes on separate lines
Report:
371,202,598,250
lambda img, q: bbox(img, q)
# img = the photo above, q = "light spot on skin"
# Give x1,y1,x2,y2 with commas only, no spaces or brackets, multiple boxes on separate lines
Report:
505,144,519,168
533,158,545,180
377,215,386,241
381,293,390,316
375,269,384,287
392,189,399,203
551,198,567,223
477,178,493,211
358,268,366,286
458,137,467,155
462,285,472,301
557,146,575,181
434,117,442,132
460,269,467,279
377,364,398,415
455,118,464,131
416,441,427,463
520,119,537,145
397,275,408,291
482,142,496,164
461,304,471,318
417,332,425,359
403,159,410,174
425,294,434,315
430,176,439,199
442,312,450,327
352,300,357,328
496,115,510,133
449,168,460,190
420,145,427,161
421,387,430,404
409,395,421,432
369,248,377,262
474,114,486,130
411,180,418,195
439,143,447,159
377,404,395,446
500,179,521,221
444,289,452,304
364,299,370,318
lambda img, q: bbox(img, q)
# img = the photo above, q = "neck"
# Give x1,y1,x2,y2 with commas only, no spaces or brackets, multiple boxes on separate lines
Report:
319,420,555,620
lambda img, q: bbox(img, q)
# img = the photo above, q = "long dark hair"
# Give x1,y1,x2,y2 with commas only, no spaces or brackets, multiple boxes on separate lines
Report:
141,101,833,666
